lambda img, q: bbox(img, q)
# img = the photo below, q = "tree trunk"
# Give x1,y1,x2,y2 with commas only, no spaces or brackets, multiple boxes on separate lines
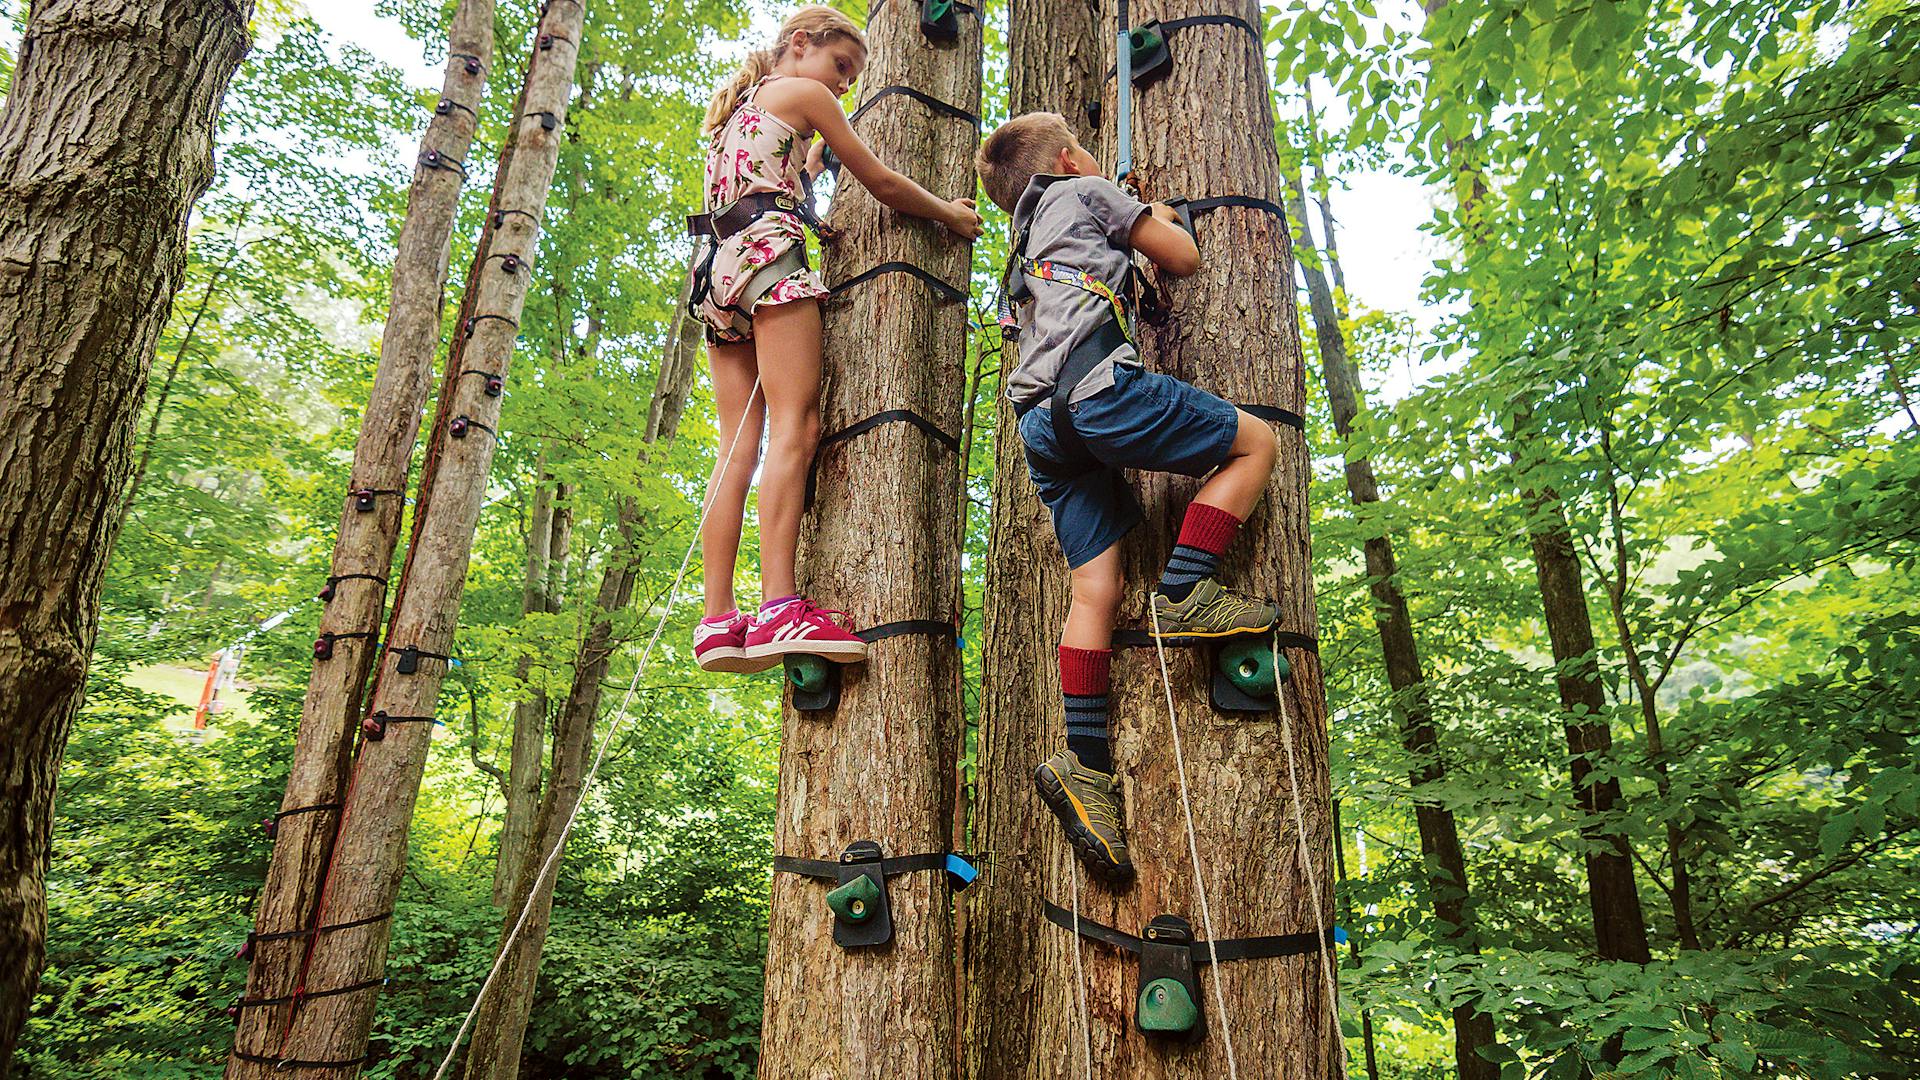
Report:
0,1,253,1071
960,0,1102,1074
458,298,697,1080
494,469,556,908
1285,168,1499,1079
1419,0,1652,972
974,0,1341,1074
225,7,582,1076
226,5,495,1074
756,5,980,1077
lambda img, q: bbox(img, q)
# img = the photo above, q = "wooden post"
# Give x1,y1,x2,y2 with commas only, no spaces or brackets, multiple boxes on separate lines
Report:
974,0,1342,1074
755,3,981,1076
226,3,495,1073
224,5,584,1076
959,0,1104,1071
0,0,254,1069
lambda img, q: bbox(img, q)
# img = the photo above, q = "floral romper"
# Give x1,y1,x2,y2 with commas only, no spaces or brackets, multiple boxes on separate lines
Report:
690,76,830,344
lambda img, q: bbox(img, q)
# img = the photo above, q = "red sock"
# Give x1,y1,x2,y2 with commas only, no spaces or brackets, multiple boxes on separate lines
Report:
1176,502,1241,556
1058,645,1112,696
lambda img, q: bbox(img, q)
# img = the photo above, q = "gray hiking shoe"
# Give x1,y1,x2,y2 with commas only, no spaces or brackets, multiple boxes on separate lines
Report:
1150,576,1277,638
1034,750,1134,883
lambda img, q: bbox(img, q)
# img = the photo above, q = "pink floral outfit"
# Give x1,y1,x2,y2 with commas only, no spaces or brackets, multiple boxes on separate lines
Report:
691,76,829,343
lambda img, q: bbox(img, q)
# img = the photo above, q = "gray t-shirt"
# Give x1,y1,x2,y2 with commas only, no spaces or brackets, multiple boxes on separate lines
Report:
1005,174,1150,409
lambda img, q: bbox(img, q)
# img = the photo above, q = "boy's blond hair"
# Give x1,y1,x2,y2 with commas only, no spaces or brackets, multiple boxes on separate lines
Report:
975,112,1076,213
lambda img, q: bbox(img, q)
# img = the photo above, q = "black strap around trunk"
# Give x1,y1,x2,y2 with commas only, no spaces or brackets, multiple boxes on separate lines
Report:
773,851,953,881
847,84,981,128
1043,902,1336,964
806,408,960,508
857,619,957,644
825,261,966,304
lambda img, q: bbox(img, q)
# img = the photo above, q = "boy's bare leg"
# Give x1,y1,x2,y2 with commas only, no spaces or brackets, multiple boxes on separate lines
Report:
701,338,766,619
749,298,825,603
1062,542,1124,651
1191,408,1279,519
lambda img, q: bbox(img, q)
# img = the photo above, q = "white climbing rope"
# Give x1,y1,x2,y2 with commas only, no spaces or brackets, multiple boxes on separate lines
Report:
1147,602,1242,1080
1271,633,1348,1070
429,375,764,1080
1067,850,1094,1080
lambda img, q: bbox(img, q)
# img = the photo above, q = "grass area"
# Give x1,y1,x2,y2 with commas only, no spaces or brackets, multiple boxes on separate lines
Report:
127,662,257,729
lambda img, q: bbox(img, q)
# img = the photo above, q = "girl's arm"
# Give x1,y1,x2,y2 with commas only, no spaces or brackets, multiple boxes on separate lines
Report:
793,81,982,239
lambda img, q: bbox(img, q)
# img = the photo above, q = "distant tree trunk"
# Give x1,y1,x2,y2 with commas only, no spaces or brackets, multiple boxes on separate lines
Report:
494,466,556,907
226,5,496,1075
1331,805,1379,1080
459,297,698,1080
756,3,979,1076
1285,166,1499,1079
0,0,253,1071
960,0,1102,1073
1596,430,1700,950
226,7,582,1076
1421,0,1652,972
973,0,1341,1073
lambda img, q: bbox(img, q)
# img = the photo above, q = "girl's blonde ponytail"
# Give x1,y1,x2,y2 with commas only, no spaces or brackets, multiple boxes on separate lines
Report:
702,48,776,138
701,6,868,137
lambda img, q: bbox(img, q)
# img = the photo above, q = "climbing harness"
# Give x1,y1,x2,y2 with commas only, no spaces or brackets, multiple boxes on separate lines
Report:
772,842,978,949
685,192,833,319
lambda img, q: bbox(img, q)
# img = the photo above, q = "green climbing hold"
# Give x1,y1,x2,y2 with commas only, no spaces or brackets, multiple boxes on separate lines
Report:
826,874,881,923
1137,977,1200,1033
1129,26,1164,63
925,0,952,20
786,654,831,695
1219,639,1287,698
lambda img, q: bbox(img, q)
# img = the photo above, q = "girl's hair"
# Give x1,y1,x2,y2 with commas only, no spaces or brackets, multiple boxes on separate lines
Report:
702,6,868,137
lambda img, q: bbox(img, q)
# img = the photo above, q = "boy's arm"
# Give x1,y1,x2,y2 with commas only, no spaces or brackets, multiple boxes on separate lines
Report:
1129,204,1200,277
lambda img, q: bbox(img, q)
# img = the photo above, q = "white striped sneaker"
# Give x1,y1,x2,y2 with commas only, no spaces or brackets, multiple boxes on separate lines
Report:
741,597,867,662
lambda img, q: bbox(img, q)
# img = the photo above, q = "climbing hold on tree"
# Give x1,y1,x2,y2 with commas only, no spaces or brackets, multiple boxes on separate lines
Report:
1219,638,1285,697
787,655,830,694
460,55,482,75
1137,977,1200,1034
825,873,882,923
501,254,523,274
1128,21,1170,86
786,654,840,711
484,374,504,397
313,635,335,660
352,488,377,512
318,581,335,602
450,416,473,439
1136,914,1205,1040
396,645,421,675
920,0,958,42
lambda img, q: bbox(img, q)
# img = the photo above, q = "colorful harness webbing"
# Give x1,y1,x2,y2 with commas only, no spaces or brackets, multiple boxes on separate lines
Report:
996,258,1134,342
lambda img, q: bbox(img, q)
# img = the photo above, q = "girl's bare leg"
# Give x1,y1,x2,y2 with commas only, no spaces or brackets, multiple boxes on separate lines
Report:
748,298,824,601
701,338,766,619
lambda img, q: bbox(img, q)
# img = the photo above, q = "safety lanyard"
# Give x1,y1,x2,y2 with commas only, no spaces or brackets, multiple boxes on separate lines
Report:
1116,0,1134,183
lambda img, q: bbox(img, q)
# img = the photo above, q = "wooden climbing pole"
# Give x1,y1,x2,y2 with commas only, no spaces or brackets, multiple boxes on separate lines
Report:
968,0,1342,1075
755,2,982,1077
959,0,1105,1070
226,2,585,1075
228,0,495,1073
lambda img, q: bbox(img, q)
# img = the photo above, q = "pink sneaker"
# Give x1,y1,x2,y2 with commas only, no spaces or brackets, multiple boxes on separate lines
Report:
695,611,778,673
742,598,868,663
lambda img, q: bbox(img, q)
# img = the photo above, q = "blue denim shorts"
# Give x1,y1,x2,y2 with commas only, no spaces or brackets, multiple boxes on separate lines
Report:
1018,363,1240,568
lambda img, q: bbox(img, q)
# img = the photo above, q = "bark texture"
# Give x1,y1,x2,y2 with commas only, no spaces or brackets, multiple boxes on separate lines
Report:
972,1,1341,1074
756,5,981,1076
960,0,1102,1074
225,6,582,1076
1285,171,1498,1080
226,5,495,1073
458,297,698,1080
0,1,253,1071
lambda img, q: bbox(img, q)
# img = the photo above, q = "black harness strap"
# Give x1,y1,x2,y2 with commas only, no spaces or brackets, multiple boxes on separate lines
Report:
857,619,957,645
806,408,960,508
1040,317,1131,466
1043,902,1336,963
1112,628,1318,652
847,84,981,128
825,261,967,304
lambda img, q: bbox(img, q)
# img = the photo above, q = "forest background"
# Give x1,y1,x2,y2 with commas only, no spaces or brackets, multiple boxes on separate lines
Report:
4,0,1915,1076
